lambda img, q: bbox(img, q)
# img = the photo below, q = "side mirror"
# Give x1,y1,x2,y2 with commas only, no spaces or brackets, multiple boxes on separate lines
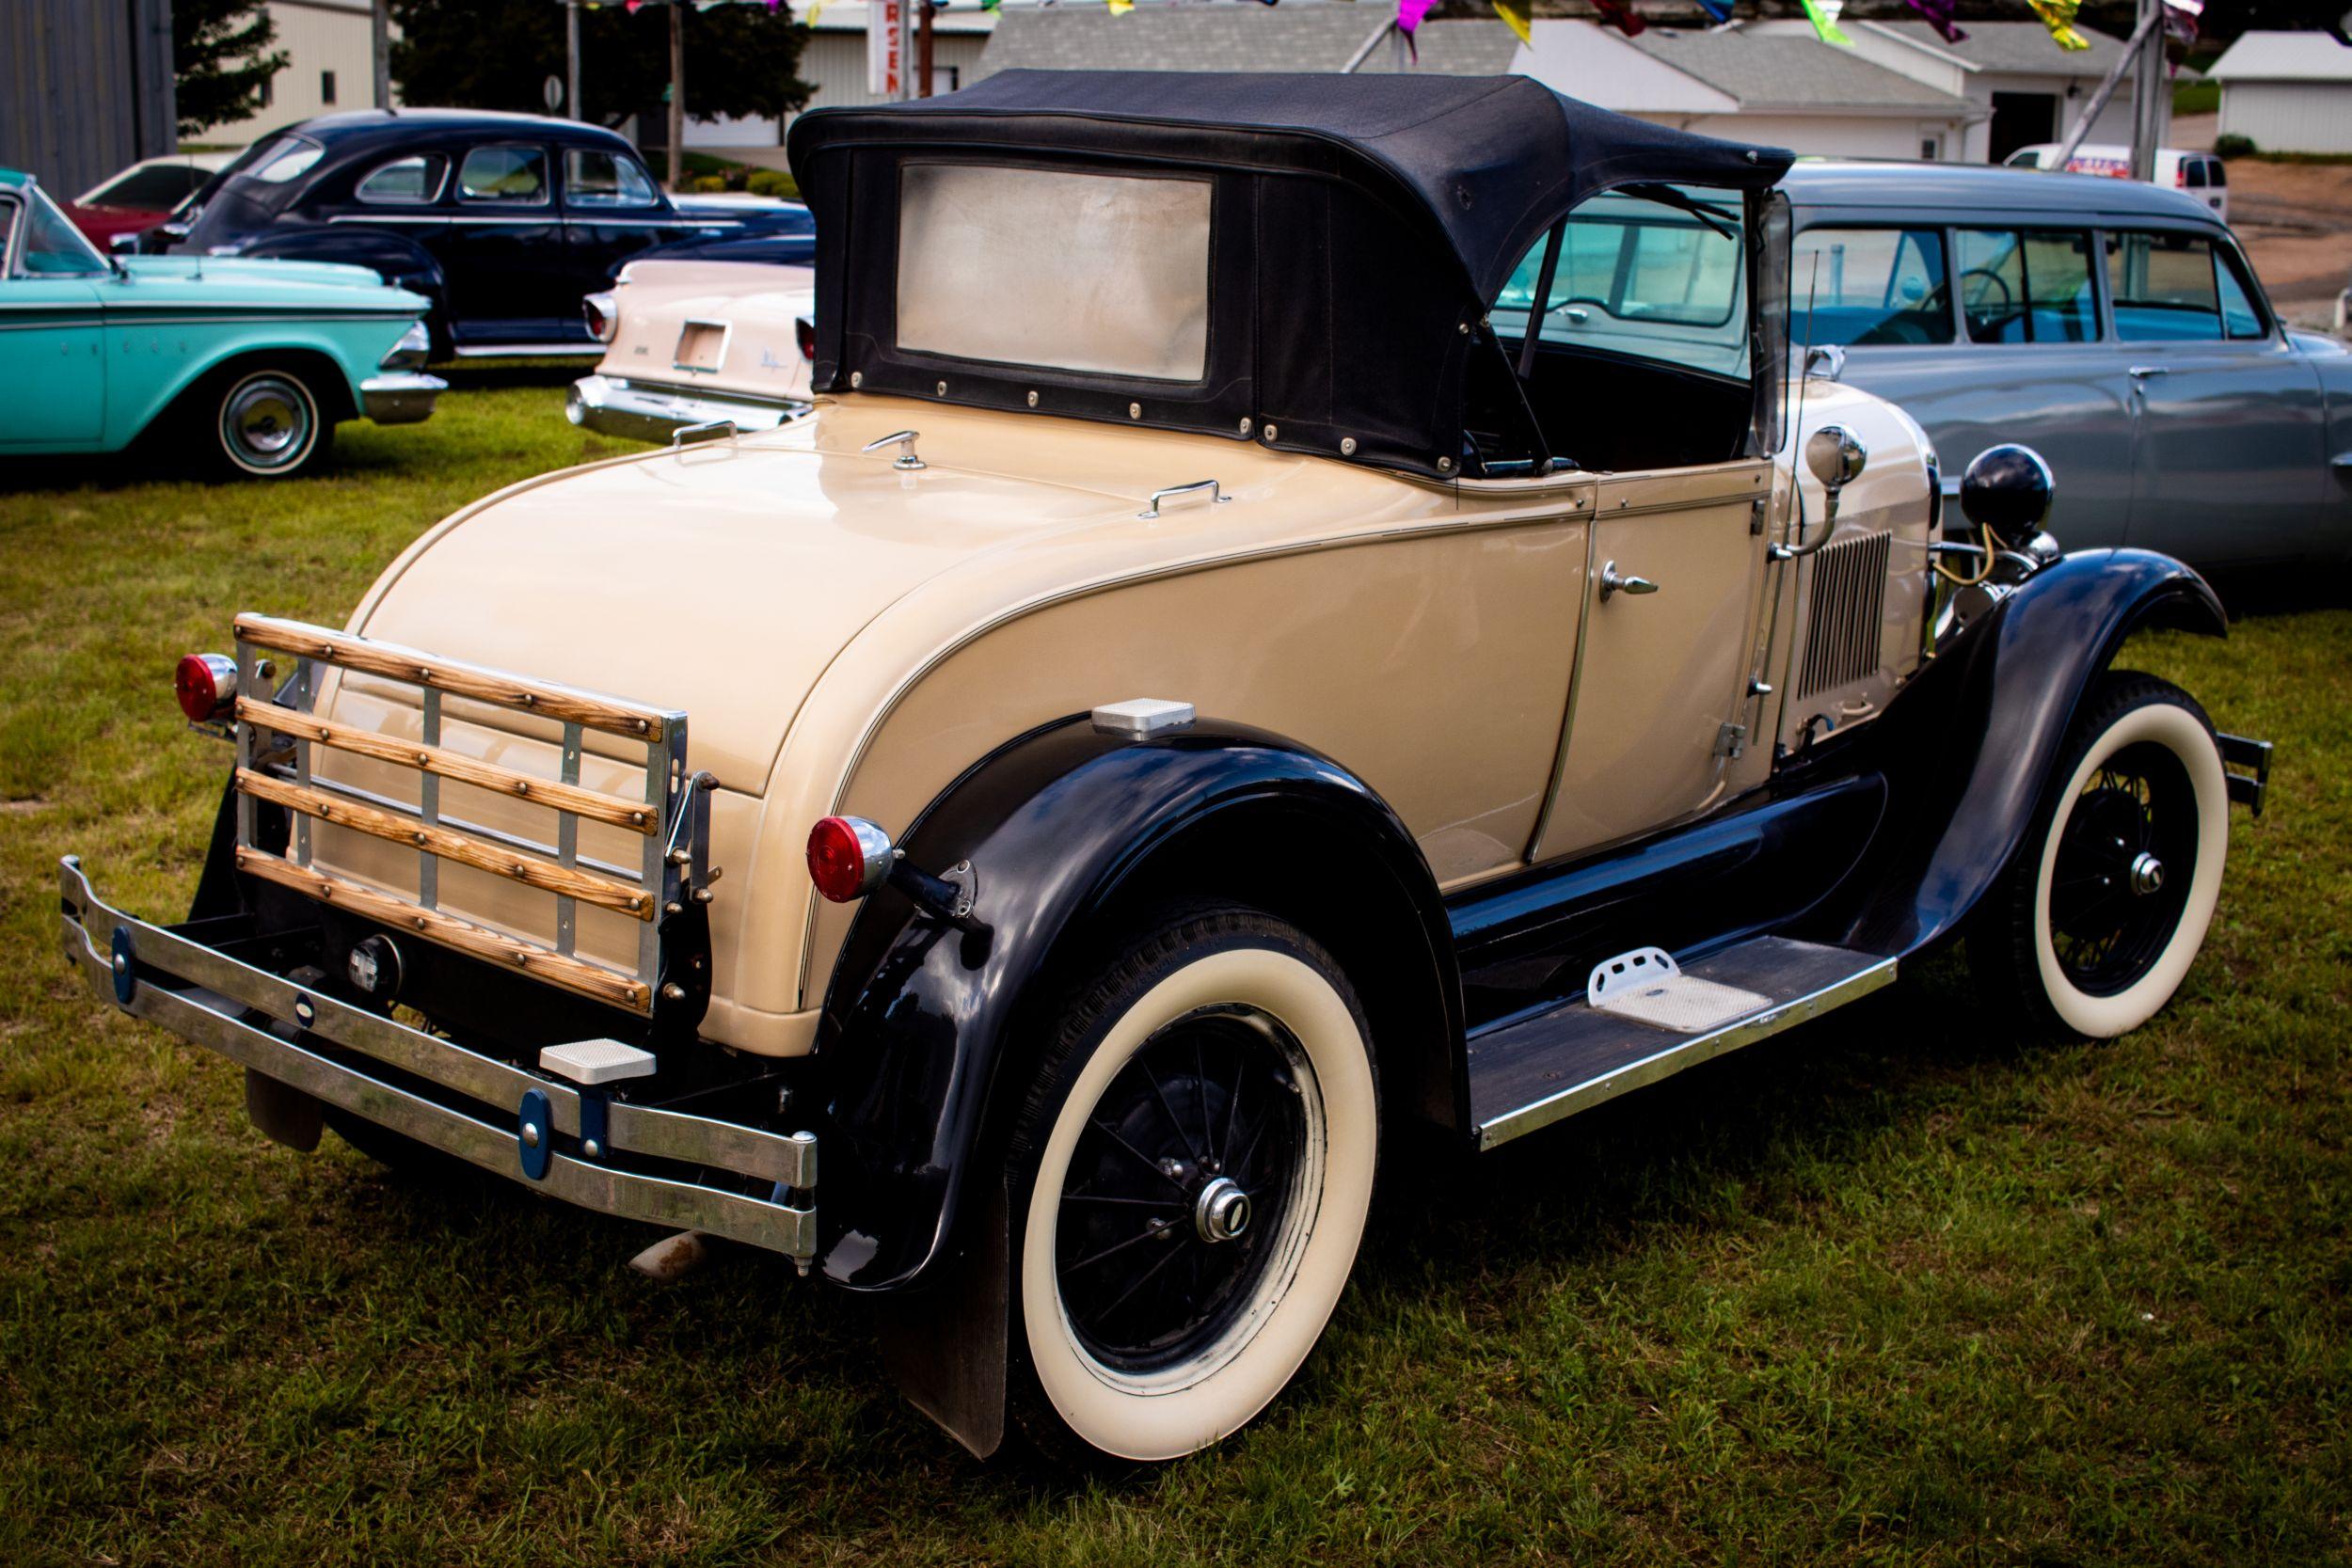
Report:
1959,443,2055,538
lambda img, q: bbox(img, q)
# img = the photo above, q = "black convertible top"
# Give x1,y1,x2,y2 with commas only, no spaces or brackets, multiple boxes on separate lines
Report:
787,71,1793,477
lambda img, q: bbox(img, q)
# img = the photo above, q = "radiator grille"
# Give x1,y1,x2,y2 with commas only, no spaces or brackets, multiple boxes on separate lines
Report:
1796,530,1893,701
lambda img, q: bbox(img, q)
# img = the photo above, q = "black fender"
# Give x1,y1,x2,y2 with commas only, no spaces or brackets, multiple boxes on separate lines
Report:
235,228,448,318
1819,547,2226,958
815,716,1459,1298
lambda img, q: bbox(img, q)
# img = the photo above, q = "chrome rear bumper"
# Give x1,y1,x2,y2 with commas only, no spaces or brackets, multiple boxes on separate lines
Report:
58,856,817,1264
566,373,809,443
358,371,447,426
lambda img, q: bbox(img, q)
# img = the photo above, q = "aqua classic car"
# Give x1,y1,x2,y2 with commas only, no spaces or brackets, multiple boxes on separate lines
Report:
0,169,444,479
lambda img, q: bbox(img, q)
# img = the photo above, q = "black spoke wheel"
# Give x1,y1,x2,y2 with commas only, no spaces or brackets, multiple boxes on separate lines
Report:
1008,907,1378,1464
1969,671,2229,1039
1055,1005,1308,1372
2046,747,2197,996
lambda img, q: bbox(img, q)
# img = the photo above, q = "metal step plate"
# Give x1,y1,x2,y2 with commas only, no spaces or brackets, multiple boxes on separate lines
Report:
1466,935,1896,1149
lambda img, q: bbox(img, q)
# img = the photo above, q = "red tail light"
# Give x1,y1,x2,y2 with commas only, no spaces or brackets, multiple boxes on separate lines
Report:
174,653,237,723
796,315,817,362
806,816,894,902
583,291,618,343
2174,166,2188,187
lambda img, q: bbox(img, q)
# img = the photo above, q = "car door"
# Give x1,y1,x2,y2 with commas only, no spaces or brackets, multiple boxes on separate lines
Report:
0,188,109,446
438,143,569,347
2106,226,2326,566
561,146,682,330
1530,460,1775,861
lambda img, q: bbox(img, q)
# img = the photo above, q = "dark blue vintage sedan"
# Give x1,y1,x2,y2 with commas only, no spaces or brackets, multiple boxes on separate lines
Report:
155,109,812,359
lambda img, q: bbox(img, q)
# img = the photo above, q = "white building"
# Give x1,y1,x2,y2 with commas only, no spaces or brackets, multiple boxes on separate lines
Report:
1515,21,1982,160
205,0,379,140
2209,30,2352,154
1747,19,2144,164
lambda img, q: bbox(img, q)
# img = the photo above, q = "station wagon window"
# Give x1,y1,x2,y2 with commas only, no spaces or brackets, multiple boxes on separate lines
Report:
1789,227,1952,346
1496,185,1749,379
458,145,548,205
895,164,1211,381
565,149,659,209
2106,230,2267,341
1956,229,2097,344
356,154,448,204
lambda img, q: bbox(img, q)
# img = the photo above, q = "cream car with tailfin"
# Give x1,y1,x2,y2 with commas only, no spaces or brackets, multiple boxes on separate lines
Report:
63,71,2270,1465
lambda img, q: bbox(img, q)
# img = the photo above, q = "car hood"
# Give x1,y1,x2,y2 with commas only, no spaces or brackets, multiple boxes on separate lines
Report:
117,254,425,310
347,412,1149,790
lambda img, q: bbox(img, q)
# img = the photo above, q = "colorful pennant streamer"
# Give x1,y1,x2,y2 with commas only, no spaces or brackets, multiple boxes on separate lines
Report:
1490,0,1533,44
2027,0,2091,51
1900,0,1966,44
1692,0,1736,24
1799,0,1851,46
1591,0,1646,37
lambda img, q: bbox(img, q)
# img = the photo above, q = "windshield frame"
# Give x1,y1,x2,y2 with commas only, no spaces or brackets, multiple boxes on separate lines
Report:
9,182,113,279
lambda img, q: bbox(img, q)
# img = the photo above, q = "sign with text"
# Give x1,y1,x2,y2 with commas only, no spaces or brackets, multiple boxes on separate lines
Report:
867,0,904,98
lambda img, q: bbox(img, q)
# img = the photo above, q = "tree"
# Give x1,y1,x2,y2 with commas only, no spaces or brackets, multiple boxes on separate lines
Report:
176,0,291,138
389,0,812,127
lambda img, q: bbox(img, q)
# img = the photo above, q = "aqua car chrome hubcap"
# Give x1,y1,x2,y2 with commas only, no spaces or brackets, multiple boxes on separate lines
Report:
223,376,310,467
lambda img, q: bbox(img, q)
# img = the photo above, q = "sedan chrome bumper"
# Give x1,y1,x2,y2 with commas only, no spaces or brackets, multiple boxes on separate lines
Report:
58,856,818,1265
358,371,448,426
566,373,809,443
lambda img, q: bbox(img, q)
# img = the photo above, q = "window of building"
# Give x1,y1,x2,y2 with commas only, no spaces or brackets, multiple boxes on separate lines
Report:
321,71,337,105
1790,227,1952,346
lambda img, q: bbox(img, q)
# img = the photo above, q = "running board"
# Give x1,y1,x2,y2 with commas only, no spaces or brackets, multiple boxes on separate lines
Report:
1466,936,1896,1150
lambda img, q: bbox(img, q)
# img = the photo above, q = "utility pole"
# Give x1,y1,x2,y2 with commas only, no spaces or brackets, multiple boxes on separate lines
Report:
372,0,391,110
668,2,686,189
898,0,916,101
566,0,582,122
2129,0,2163,182
918,1,935,98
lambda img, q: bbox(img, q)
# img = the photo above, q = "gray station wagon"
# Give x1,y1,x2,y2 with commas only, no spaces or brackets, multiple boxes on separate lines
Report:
1779,161,2351,573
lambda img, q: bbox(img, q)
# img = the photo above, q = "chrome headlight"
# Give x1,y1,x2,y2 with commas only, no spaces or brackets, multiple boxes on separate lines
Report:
379,320,432,372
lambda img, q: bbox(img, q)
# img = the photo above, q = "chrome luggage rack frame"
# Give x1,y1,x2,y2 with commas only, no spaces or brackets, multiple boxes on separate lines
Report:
227,614,713,1019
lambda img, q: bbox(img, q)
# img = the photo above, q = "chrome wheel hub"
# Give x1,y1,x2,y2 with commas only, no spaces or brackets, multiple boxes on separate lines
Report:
1194,1176,1251,1243
2128,851,2166,897
224,377,310,465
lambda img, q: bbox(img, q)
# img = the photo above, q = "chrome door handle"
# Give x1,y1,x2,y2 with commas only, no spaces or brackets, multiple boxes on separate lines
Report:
2128,365,2171,379
1599,561,1659,602
1137,479,1232,519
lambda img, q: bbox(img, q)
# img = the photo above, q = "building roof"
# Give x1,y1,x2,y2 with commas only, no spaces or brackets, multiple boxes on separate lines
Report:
1622,27,1974,112
974,3,1518,80
1851,19,2128,77
2208,30,2352,84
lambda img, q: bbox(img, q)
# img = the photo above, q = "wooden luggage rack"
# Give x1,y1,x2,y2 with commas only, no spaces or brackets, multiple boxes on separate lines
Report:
227,614,713,1017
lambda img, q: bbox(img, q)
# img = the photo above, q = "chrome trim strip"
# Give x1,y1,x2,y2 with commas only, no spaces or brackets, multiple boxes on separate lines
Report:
453,341,602,358
59,858,817,1238
1472,955,1899,1149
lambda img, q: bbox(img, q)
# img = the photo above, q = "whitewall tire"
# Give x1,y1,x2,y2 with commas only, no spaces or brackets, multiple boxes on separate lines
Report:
209,367,329,479
1971,673,2229,1039
1009,910,1377,1462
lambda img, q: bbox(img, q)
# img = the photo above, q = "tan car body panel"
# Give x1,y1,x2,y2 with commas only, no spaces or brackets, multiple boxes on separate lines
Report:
596,260,816,407
319,379,1932,1057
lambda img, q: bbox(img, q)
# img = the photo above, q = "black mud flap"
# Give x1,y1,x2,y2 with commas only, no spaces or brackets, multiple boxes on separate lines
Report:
246,1067,324,1152
875,1176,1009,1460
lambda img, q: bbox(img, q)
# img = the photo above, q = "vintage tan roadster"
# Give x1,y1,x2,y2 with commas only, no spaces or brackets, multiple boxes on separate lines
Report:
63,72,2271,1464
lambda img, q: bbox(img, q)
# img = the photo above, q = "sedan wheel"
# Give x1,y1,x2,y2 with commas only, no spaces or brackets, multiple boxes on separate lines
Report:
213,369,326,478
1010,909,1377,1462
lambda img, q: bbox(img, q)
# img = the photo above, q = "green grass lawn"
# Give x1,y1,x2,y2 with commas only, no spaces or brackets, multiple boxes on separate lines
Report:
1,382,2346,1564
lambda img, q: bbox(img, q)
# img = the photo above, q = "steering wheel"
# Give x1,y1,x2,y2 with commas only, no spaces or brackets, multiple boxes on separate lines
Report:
1959,267,2013,310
